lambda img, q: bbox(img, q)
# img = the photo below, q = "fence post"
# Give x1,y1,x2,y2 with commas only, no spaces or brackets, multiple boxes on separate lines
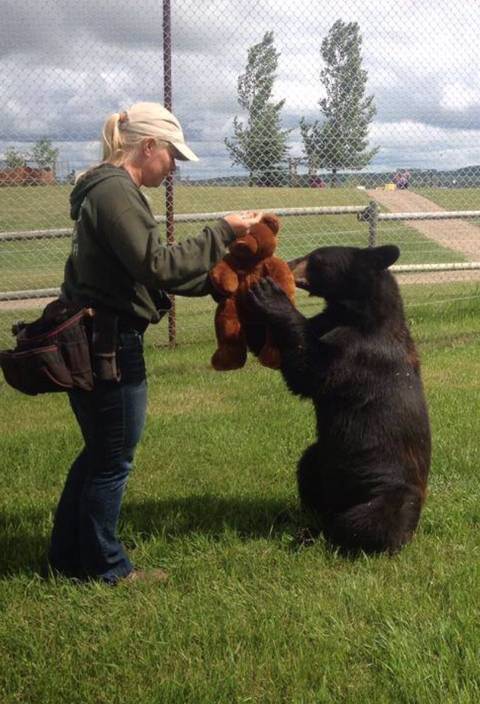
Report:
358,200,379,248
163,0,176,347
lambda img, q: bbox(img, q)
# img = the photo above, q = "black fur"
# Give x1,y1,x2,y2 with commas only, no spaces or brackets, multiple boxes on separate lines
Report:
247,245,431,555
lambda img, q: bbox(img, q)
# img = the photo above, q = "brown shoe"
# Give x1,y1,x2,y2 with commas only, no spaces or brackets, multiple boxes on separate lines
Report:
121,568,169,584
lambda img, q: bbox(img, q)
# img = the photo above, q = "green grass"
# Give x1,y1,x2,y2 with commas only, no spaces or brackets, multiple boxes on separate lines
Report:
2,279,480,352
1,296,480,703
0,184,467,297
0,183,370,231
415,187,480,211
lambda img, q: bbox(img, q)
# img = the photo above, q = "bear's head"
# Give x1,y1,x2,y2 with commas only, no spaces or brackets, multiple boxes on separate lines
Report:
288,245,400,302
229,213,280,263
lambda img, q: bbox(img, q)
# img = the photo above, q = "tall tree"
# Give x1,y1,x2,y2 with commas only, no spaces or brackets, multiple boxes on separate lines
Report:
301,20,377,186
225,31,290,186
32,138,59,172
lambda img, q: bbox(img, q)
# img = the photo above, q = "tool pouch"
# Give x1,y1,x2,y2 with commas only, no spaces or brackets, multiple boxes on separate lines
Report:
0,299,95,395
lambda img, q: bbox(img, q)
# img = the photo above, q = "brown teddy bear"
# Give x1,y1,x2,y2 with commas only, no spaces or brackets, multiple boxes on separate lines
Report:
209,213,296,370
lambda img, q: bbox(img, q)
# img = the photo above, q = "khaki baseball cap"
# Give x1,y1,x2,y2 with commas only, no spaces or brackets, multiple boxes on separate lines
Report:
121,102,199,162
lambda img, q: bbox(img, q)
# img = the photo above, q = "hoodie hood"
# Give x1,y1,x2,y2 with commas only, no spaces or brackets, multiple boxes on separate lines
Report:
70,164,131,220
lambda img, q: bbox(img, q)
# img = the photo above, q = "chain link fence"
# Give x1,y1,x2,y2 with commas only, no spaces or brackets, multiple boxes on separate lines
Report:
1,0,480,349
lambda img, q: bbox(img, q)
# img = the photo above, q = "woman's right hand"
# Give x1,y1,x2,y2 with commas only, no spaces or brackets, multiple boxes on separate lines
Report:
223,211,264,237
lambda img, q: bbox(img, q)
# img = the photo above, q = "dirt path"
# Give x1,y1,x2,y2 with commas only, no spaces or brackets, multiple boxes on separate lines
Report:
367,188,480,259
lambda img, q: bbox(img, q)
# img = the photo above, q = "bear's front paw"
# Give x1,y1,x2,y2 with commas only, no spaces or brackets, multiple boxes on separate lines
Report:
247,277,294,324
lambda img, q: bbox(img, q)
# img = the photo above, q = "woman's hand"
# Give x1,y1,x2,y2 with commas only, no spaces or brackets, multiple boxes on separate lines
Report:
223,211,264,237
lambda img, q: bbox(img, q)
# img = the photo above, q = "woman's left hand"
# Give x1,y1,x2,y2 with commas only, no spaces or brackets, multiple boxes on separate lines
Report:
223,211,264,237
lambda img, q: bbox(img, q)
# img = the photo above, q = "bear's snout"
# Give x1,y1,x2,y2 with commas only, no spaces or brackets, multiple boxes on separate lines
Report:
288,256,310,290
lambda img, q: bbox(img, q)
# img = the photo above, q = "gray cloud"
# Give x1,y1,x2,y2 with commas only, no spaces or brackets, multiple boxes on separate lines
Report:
1,0,480,176
1,0,62,59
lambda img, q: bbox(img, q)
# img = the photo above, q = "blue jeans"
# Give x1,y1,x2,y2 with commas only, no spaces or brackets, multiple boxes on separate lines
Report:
48,331,147,583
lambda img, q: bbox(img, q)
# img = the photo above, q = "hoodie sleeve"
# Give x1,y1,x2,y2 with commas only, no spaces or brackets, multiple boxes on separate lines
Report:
166,271,219,297
105,202,236,292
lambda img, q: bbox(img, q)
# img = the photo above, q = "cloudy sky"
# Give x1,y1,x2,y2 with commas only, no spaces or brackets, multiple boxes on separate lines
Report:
1,0,480,179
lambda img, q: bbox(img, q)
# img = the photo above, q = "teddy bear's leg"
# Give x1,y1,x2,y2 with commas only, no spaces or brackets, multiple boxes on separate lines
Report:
211,298,247,371
258,329,281,369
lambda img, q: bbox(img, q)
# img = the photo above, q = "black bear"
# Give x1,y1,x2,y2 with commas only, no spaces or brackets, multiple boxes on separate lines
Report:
247,245,431,555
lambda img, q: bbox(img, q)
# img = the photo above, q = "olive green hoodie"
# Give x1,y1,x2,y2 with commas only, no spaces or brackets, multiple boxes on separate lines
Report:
62,164,235,324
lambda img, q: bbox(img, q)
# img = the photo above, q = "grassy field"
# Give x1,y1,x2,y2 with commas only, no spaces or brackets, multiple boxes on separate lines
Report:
1,183,371,231
0,184,470,299
1,293,480,703
1,183,477,233
416,187,480,211
2,278,480,352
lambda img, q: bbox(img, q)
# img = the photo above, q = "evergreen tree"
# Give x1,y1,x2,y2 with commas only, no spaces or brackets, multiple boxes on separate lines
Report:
225,31,290,186
301,20,377,186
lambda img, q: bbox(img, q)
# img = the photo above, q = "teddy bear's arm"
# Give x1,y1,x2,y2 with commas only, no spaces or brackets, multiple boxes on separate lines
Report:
263,257,296,303
209,258,240,295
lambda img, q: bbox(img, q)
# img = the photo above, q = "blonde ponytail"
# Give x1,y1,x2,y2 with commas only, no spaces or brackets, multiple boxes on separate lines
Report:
102,112,129,166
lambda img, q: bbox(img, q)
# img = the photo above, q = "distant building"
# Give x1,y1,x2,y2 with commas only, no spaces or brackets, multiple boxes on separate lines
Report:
0,165,55,186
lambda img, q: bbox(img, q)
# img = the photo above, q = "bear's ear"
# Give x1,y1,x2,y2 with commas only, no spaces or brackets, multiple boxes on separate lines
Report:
364,245,400,270
261,213,280,235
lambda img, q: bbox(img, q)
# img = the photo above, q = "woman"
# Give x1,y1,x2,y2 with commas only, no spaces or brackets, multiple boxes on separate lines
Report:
49,101,262,584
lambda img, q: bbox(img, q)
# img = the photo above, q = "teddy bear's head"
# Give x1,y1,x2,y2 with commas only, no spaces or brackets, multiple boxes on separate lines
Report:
229,213,280,262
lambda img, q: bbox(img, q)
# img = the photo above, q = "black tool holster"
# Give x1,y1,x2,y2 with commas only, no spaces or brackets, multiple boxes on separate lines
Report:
91,310,121,382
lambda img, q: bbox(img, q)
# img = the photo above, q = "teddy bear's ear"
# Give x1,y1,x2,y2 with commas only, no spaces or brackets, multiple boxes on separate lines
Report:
261,213,280,235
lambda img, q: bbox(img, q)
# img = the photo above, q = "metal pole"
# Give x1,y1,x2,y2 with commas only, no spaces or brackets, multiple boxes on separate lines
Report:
368,200,379,248
357,200,379,247
163,0,176,347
